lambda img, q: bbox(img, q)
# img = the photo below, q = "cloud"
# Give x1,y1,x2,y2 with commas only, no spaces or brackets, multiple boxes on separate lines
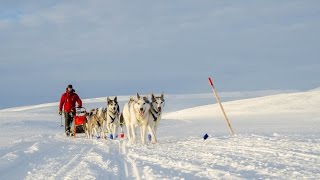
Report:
0,1,320,108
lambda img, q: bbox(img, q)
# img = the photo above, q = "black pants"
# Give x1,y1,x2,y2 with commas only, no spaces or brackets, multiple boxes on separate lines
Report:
64,112,73,133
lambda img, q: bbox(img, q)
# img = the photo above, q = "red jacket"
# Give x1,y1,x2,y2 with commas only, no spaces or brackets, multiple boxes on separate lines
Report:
59,89,82,112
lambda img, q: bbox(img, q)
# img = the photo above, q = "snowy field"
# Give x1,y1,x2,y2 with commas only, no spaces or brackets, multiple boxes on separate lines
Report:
0,89,319,179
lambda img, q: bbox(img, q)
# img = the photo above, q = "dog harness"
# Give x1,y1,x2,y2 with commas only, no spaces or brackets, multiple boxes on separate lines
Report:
108,108,119,124
150,106,161,126
93,114,101,127
109,115,116,123
150,107,159,121
150,111,158,122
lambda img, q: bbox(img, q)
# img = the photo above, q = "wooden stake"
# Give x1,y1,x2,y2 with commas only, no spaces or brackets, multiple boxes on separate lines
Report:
208,77,235,136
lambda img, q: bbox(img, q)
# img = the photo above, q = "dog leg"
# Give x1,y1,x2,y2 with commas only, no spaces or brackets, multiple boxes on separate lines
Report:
113,124,117,140
88,124,92,139
125,123,132,140
154,123,159,135
140,127,143,141
100,121,104,139
107,123,112,139
130,124,136,143
100,126,104,139
93,127,99,138
93,127,96,138
87,125,90,139
89,123,93,139
106,121,110,139
141,125,147,145
125,124,131,140
85,124,88,138
106,122,109,139
92,127,96,138
147,125,157,144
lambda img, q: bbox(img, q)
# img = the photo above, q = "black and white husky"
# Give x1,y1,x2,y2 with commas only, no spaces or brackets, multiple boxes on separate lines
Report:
104,97,120,140
122,93,156,144
148,93,165,141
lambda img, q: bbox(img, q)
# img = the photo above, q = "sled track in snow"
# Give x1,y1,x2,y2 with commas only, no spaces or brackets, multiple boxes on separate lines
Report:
120,135,320,179
23,134,128,179
22,134,146,180
1,133,319,179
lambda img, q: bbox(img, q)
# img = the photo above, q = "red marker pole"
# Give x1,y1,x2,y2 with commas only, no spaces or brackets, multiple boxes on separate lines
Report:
208,77,235,136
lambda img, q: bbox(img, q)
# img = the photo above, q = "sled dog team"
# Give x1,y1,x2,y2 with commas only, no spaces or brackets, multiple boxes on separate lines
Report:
84,93,165,144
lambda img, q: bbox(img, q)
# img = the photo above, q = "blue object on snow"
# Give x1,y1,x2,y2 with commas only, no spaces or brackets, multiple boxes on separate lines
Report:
97,136,101,139
148,134,152,142
110,134,113,140
203,133,209,140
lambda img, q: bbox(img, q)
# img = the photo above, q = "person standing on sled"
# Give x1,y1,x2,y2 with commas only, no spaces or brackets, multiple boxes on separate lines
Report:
59,84,82,136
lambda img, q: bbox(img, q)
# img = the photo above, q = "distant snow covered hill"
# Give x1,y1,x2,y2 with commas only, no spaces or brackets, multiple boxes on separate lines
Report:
0,89,319,179
164,90,320,135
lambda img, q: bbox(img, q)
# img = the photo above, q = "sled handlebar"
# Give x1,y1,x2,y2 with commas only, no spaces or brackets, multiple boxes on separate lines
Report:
74,107,87,114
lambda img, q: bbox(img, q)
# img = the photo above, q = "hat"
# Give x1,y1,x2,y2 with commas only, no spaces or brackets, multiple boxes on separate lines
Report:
67,84,73,89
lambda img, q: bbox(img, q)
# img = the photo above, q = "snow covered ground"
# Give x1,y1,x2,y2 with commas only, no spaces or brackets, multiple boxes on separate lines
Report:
0,89,319,179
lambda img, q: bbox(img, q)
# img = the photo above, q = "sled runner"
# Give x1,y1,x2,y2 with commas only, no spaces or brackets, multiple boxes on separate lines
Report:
73,107,86,138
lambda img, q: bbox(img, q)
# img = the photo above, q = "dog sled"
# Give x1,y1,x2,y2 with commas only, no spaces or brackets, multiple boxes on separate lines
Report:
73,107,86,138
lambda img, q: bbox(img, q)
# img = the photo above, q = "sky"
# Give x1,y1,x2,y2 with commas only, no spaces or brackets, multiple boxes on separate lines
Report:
0,0,320,109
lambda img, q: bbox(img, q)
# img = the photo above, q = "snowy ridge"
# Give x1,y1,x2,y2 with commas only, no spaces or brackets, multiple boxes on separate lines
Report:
164,90,320,119
309,86,320,92
0,90,296,112
0,96,129,113
0,89,319,179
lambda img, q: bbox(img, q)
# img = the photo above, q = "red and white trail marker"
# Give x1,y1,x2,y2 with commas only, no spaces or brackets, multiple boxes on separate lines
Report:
208,77,235,136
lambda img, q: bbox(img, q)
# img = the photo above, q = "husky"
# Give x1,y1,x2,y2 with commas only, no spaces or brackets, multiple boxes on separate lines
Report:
148,93,165,141
104,96,120,140
91,108,105,139
95,107,107,139
122,93,156,144
85,109,99,139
